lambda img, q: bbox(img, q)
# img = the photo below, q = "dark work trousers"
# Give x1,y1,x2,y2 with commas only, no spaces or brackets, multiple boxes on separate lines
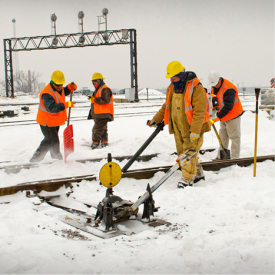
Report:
30,125,62,162
92,118,109,144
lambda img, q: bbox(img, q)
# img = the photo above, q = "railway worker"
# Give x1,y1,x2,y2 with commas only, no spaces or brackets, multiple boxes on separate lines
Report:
148,61,211,188
207,71,244,159
29,70,77,162
87,72,114,149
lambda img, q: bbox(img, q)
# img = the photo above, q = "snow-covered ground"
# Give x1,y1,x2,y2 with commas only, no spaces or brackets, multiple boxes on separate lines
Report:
138,88,165,98
0,93,274,274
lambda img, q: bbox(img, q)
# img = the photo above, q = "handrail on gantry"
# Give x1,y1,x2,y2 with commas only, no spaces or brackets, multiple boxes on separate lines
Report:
3,29,138,100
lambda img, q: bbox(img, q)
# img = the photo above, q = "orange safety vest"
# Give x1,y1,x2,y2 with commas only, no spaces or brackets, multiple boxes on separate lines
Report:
164,78,210,125
93,84,114,115
211,79,243,122
36,84,67,127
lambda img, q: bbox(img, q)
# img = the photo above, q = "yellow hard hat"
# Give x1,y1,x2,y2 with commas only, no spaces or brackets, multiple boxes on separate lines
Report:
91,72,105,81
165,61,185,79
51,70,65,85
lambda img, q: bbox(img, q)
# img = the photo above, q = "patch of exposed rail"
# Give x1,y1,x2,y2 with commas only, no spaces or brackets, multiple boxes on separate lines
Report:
0,149,215,173
0,154,274,197
0,111,158,127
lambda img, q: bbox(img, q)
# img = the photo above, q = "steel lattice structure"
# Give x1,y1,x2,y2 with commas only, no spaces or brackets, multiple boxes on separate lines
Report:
3,29,138,100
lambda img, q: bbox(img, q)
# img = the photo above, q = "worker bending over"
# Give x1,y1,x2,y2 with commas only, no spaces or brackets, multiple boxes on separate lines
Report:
30,70,77,162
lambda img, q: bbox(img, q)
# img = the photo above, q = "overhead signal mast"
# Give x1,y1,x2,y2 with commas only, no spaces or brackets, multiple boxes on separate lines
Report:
98,8,108,41
51,13,58,46
4,9,138,101
12,19,19,78
78,11,85,44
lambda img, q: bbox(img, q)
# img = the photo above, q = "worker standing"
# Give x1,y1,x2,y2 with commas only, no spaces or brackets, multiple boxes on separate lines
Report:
208,71,244,159
30,70,77,162
148,61,211,188
88,72,114,149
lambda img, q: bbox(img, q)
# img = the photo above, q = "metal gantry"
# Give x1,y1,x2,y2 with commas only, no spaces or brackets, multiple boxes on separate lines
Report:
3,29,138,100
3,40,14,97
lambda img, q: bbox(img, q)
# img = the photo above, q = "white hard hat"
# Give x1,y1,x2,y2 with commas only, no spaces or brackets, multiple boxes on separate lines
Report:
208,71,220,86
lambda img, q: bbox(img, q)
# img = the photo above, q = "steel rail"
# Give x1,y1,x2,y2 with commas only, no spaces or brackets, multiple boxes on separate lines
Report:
0,106,162,125
0,108,262,127
0,155,273,197
0,111,157,127
0,102,163,107
0,149,215,172
1,153,159,173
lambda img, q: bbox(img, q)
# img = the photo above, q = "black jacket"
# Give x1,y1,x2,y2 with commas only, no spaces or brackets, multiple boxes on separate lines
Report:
41,83,71,113
212,78,239,119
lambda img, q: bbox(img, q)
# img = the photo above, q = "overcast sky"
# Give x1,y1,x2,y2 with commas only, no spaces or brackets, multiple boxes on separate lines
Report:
0,0,274,91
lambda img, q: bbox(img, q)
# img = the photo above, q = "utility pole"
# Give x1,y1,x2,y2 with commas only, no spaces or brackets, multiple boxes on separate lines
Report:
28,70,31,93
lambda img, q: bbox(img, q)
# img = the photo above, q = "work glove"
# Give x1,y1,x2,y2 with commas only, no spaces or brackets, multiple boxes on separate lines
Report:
65,101,75,108
209,117,220,125
68,82,78,92
88,95,94,102
146,119,157,127
190,132,200,142
209,111,217,120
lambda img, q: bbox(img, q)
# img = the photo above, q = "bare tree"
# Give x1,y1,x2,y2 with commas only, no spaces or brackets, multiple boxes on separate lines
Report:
14,70,28,93
0,80,5,95
0,70,41,97
30,71,41,95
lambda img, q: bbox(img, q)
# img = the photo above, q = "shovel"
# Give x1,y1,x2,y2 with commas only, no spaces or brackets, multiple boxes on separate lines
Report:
63,87,74,162
211,124,231,160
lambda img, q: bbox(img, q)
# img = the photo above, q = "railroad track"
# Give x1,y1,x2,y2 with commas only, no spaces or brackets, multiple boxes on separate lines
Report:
0,154,274,197
0,153,160,173
1,108,269,128
0,149,215,173
0,99,164,107
0,111,157,127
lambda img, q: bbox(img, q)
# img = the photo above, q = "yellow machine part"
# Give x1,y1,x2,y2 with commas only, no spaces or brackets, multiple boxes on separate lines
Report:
99,162,122,188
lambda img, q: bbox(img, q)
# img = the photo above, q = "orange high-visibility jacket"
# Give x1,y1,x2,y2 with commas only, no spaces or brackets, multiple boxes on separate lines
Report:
92,84,114,115
212,79,243,122
36,84,67,127
164,78,210,125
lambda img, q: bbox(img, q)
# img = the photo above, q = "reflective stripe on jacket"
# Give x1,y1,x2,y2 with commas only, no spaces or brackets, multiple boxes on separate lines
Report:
36,84,67,127
164,78,210,125
93,84,114,115
212,79,243,122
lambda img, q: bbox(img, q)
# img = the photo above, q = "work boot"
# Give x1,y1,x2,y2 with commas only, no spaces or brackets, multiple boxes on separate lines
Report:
29,155,43,163
177,179,193,189
194,175,205,183
51,152,63,160
29,150,46,163
91,142,100,150
194,164,205,183
101,142,108,148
